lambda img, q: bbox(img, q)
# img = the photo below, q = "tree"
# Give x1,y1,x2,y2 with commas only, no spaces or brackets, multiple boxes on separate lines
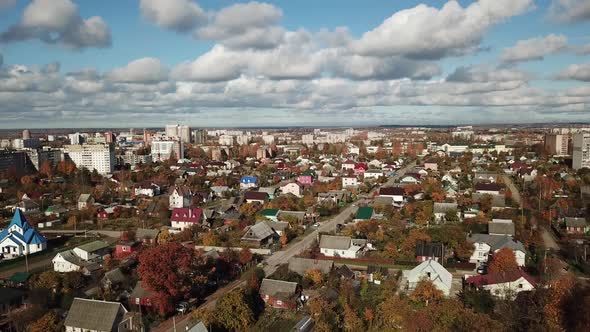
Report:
215,289,253,331
29,311,61,332
377,295,411,330
308,297,339,332
343,304,364,332
201,231,219,246
138,243,208,315
62,272,84,292
454,240,474,261
39,160,54,177
304,269,324,285
20,175,34,185
157,228,173,244
488,248,518,275
34,271,61,291
410,278,443,305
239,248,254,265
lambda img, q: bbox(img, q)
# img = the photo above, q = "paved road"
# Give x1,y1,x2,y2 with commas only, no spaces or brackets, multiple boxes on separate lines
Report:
501,175,522,207
152,161,417,331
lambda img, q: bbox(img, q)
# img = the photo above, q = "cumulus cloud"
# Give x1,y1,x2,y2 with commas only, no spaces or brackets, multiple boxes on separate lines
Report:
195,1,284,49
352,0,533,59
501,34,568,63
140,0,206,32
549,0,590,23
556,63,590,81
576,44,590,55
447,65,531,82
0,0,111,49
107,58,168,83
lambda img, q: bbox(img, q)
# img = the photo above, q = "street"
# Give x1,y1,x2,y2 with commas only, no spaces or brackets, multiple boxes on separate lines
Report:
152,160,417,331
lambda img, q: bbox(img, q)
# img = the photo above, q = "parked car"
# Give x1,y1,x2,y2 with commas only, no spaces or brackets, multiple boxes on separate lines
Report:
476,264,487,274
176,301,189,314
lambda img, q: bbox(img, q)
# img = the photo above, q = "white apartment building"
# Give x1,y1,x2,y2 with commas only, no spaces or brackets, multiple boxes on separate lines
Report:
302,134,314,145
236,135,251,145
64,144,115,174
573,133,590,170
544,134,569,156
165,124,191,143
151,139,184,162
262,135,275,145
326,133,346,144
219,135,234,146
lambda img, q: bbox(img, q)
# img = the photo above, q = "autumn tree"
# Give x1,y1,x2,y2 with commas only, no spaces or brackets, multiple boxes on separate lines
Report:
239,248,254,265
215,289,254,331
488,248,519,275
34,271,61,291
376,295,412,330
29,311,61,332
138,243,208,315
308,297,340,332
201,231,219,246
399,228,431,258
304,269,324,285
410,278,444,305
343,304,364,332
39,160,54,177
157,228,173,244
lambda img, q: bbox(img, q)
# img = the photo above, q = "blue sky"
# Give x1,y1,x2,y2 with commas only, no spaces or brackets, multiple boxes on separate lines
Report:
0,0,589,128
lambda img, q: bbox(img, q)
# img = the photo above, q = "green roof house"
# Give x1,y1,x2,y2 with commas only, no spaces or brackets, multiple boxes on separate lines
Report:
355,207,374,221
260,208,280,222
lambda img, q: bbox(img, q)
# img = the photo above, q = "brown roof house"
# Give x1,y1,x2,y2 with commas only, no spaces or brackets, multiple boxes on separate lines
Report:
240,222,278,247
288,257,334,276
259,278,301,309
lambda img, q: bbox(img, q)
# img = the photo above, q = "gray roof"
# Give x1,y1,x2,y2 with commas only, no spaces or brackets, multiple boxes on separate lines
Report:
288,257,334,276
136,228,159,240
372,196,393,206
103,268,126,285
260,278,298,297
78,193,92,203
65,298,126,331
472,193,506,208
467,234,525,252
319,235,352,250
488,219,515,236
490,236,525,252
565,217,588,228
433,202,458,214
265,221,290,232
57,250,85,266
76,240,110,253
241,222,276,241
278,210,306,222
130,280,154,299
187,321,209,332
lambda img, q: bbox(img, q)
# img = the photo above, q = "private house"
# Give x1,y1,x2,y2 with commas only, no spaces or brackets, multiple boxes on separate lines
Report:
65,298,133,332
258,187,277,200
240,176,258,190
101,268,128,294
77,193,94,210
473,171,499,184
52,249,103,275
278,210,306,224
170,208,203,232
403,259,452,296
288,257,334,276
364,169,383,180
244,191,269,204
210,186,230,198
354,163,368,176
465,270,536,299
319,235,367,259
44,204,68,217
423,159,438,171
97,207,116,220
379,187,405,204
565,217,589,234
489,219,515,236
0,209,47,259
169,185,193,209
73,240,110,261
341,159,356,170
129,281,155,308
260,209,280,222
280,182,302,197
467,234,526,266
298,170,315,185
317,190,349,205
355,207,374,221
474,183,502,195
15,199,40,213
135,228,159,244
415,241,445,262
134,182,160,197
114,241,142,258
433,202,459,223
400,173,420,184
342,176,359,188
259,278,300,309
265,221,290,236
241,222,279,247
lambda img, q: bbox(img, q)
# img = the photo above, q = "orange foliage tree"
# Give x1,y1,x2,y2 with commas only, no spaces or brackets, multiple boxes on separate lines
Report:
488,248,519,275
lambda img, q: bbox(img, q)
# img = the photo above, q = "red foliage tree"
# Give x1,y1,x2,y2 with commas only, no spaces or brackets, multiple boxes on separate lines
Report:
488,248,519,275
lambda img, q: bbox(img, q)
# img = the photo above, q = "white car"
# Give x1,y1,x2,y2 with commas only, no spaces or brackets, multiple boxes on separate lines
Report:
313,223,320,227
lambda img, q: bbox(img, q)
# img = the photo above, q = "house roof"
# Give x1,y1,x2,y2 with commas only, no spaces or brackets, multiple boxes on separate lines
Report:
379,187,405,196
319,235,352,250
565,217,588,228
242,222,276,241
356,207,374,220
103,268,126,285
244,191,268,201
260,278,298,299
240,176,258,183
465,269,536,287
488,219,515,236
260,208,279,217
171,208,203,224
288,257,334,276
415,241,445,257
76,240,110,253
78,194,92,203
406,259,452,289
278,210,306,222
136,228,159,240
130,280,155,299
475,183,502,192
335,264,355,279
0,209,46,245
433,202,458,214
64,298,126,331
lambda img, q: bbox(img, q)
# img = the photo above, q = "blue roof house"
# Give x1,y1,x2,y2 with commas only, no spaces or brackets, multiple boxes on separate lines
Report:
0,209,47,259
240,176,258,190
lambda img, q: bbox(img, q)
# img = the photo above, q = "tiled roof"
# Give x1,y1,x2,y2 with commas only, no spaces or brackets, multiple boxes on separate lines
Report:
379,187,404,196
171,208,203,223
64,298,126,331
465,269,535,287
244,191,268,201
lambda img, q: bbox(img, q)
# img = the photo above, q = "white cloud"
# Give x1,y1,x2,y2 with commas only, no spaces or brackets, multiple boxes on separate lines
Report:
556,63,590,81
576,44,590,55
501,34,568,63
195,1,284,49
140,0,206,32
352,0,533,59
0,0,111,49
107,58,168,83
549,0,590,23
447,65,531,82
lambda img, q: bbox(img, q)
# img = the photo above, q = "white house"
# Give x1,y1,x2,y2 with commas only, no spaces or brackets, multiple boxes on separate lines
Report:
134,183,160,197
280,182,302,197
77,194,94,210
364,169,383,180
341,160,356,170
342,176,359,188
170,208,203,233
0,209,47,259
467,234,526,266
319,235,367,259
433,202,460,223
72,240,110,261
379,187,405,204
53,250,86,273
465,270,536,299
169,186,192,209
403,259,453,296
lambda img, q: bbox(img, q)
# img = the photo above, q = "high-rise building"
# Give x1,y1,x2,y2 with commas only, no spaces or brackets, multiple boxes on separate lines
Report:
572,133,590,170
25,147,63,171
104,131,115,144
69,133,84,145
0,150,28,175
219,135,234,146
192,129,207,145
178,125,191,143
22,129,31,140
165,124,179,138
64,144,115,174
302,134,314,145
544,134,569,156
151,138,184,162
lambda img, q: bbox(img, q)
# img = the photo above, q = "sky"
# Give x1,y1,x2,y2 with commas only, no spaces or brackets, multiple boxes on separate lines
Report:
0,0,589,128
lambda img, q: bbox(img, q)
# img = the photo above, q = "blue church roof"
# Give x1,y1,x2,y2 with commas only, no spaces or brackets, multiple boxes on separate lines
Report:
240,176,258,184
10,208,31,231
0,209,46,245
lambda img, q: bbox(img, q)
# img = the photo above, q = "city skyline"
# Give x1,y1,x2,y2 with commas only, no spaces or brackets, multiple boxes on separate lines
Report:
1,0,590,128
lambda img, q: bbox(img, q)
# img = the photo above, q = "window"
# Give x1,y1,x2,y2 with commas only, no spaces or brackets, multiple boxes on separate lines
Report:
276,300,283,306
518,284,523,288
